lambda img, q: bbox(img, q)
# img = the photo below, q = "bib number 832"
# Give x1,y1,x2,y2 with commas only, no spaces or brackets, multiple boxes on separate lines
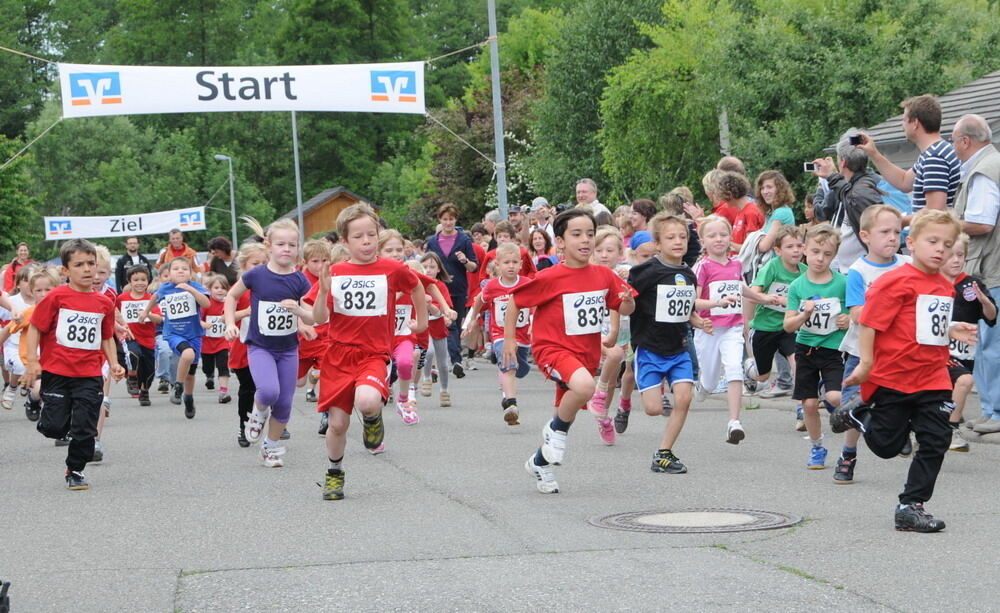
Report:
343,291,376,311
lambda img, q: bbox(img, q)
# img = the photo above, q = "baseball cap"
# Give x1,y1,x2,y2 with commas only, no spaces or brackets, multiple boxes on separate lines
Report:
530,196,549,211
629,230,653,250
508,205,524,214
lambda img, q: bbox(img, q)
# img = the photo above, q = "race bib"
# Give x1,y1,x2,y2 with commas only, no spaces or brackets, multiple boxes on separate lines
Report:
495,298,530,328
257,301,297,337
802,297,841,336
915,294,952,346
950,336,974,360
161,292,197,320
333,275,388,317
709,280,742,316
56,308,103,350
394,304,412,335
765,282,789,312
205,315,226,338
563,290,606,335
120,300,146,324
655,285,695,323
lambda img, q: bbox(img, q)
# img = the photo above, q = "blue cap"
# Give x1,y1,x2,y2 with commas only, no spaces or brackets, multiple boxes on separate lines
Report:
630,230,652,250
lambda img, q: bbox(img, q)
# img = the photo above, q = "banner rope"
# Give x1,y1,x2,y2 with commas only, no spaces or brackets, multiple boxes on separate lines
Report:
425,112,496,166
425,38,492,65
0,117,63,172
0,44,55,64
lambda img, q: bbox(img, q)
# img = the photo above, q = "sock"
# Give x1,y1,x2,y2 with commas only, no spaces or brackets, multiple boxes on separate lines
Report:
810,437,823,448
533,448,548,466
362,413,379,423
263,437,278,448
103,395,111,405
399,392,408,403
329,456,343,470
550,415,572,433
620,397,631,411
596,380,608,393
220,386,229,394
841,445,857,459
949,420,961,430
502,397,517,409
657,448,671,455
183,393,193,401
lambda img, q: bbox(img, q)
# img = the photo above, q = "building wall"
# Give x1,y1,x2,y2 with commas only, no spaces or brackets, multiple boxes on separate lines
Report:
303,194,359,237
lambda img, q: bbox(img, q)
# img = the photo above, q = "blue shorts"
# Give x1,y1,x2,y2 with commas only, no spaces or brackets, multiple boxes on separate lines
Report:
166,334,202,364
492,339,531,378
635,346,694,393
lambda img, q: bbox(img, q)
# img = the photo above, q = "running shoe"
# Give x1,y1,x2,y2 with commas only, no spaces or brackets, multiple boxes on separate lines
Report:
127,376,140,398
541,422,567,465
694,382,709,403
421,380,432,397
91,439,104,463
452,363,465,379
661,394,673,417
102,396,111,418
726,420,745,445
949,429,969,452
795,404,806,432
396,401,419,425
596,417,616,445
895,503,945,533
830,395,867,434
899,435,913,458
237,425,250,448
280,428,291,440
305,389,317,403
183,395,196,419
758,381,789,398
322,468,345,500
613,408,630,434
650,449,687,474
833,455,856,484
158,378,169,393
55,436,71,447
431,367,438,383
138,391,151,407
590,390,608,418
218,391,232,404
807,445,828,469
525,454,559,493
440,391,451,407
65,470,89,490
1,385,14,410
743,357,758,391
170,382,183,405
318,412,329,436
205,377,215,390
368,443,386,455
361,412,385,450
245,408,269,443
25,397,41,421
260,444,286,468
503,402,520,426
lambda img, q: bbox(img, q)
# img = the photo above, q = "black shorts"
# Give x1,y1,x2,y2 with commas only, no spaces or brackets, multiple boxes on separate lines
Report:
793,344,844,400
750,329,796,376
948,361,972,385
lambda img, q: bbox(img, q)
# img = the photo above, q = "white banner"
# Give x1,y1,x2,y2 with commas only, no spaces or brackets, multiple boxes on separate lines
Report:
44,207,207,240
57,62,425,118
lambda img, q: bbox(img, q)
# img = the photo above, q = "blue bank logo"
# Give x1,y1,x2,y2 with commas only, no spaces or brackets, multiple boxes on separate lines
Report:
69,72,122,106
370,71,417,103
179,211,202,228
48,220,72,236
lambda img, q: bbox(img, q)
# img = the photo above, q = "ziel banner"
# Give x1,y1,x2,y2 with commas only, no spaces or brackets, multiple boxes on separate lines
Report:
44,207,207,240
58,61,425,118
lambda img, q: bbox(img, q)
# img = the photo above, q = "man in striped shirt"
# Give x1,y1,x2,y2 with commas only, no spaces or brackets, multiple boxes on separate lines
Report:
859,95,961,226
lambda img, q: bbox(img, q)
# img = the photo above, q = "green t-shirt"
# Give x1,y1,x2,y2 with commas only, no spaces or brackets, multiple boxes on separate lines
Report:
750,257,807,332
786,271,849,350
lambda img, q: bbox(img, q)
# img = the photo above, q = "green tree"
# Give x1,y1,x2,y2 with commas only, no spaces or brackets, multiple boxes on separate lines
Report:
0,0,51,137
0,136,42,259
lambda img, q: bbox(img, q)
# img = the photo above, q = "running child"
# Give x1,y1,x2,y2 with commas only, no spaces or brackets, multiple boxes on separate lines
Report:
297,240,333,407
3,267,58,421
227,241,268,447
310,203,428,500
612,230,656,435
1,265,36,410
200,274,232,403
313,243,349,437
418,251,454,408
477,221,537,288
25,239,124,490
589,226,630,444
224,219,314,468
783,224,850,469
841,209,978,532
464,242,532,426
140,257,210,419
116,266,162,407
503,208,634,493
92,245,121,460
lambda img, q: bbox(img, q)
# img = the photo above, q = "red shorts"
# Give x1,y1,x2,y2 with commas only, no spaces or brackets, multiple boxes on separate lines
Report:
297,353,322,379
298,336,328,361
533,346,598,407
318,343,390,415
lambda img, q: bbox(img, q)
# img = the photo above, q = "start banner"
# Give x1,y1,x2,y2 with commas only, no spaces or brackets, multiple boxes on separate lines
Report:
57,61,425,118
44,207,207,240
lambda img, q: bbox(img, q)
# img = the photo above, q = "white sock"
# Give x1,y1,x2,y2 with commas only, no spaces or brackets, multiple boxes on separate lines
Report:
263,437,278,448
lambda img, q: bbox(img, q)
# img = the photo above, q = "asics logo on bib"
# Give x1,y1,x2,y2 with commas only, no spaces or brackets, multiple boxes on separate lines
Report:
67,313,101,326
341,278,377,290
663,287,678,298
572,294,605,308
813,301,834,312
925,298,950,314
265,303,287,313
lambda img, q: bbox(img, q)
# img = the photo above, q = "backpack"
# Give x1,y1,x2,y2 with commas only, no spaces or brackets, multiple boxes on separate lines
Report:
736,229,772,285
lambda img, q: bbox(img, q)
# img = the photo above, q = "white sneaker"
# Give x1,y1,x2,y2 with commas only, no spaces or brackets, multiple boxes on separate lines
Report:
712,379,728,395
727,419,746,445
260,444,286,467
758,381,790,398
525,455,559,494
541,423,567,465
1,385,14,410
694,382,710,402
245,408,269,443
949,428,970,452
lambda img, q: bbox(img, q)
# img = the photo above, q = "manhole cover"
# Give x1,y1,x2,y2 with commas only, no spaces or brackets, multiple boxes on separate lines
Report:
589,508,802,534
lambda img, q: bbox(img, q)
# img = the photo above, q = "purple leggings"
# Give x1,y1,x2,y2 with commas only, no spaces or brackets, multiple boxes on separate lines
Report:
248,344,299,423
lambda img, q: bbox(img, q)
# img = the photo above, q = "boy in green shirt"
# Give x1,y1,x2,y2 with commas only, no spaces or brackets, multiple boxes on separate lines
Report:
784,224,850,469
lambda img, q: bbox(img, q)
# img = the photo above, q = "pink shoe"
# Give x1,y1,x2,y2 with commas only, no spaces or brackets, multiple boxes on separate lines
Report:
591,390,609,418
597,417,616,445
396,401,419,425
368,443,386,455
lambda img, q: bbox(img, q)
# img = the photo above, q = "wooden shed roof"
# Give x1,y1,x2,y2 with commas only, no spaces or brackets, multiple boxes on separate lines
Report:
279,186,372,220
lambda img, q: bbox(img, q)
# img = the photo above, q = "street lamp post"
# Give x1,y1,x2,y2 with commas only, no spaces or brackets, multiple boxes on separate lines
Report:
213,154,238,248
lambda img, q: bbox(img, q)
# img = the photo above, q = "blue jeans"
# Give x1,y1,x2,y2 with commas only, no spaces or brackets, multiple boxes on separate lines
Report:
155,335,178,383
841,353,860,404
973,286,1000,419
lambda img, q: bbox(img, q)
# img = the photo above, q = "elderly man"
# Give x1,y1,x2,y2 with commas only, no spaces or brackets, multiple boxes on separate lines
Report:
575,178,612,217
950,114,1000,434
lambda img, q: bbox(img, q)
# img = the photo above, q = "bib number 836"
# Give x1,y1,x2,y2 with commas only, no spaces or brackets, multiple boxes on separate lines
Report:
65,324,97,345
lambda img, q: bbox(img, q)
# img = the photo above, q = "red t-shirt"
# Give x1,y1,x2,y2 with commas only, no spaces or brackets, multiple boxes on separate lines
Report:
859,264,954,399
478,246,537,290
116,292,159,350
428,279,453,340
509,264,633,359
299,269,329,358
306,257,418,356
465,242,488,307
200,297,228,354
480,276,533,345
732,201,765,247
31,285,115,378
713,201,738,225
228,292,252,370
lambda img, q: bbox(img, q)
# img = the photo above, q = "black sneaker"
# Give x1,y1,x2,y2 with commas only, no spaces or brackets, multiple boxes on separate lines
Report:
138,391,151,407
126,376,140,397
614,408,630,434
650,449,687,474
237,425,250,448
661,395,673,417
306,389,317,403
899,435,913,458
205,377,215,390
362,412,385,450
452,362,465,379
65,470,89,490
833,455,856,484
322,468,345,500
170,383,183,405
25,398,41,421
55,436,71,447
830,396,868,434
158,378,170,394
895,503,945,533
318,412,329,436
183,395,196,419
280,428,291,440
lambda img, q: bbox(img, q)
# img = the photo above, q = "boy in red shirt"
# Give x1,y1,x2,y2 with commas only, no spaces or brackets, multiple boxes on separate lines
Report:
117,266,162,406
25,239,125,490
478,221,537,289
842,209,978,532
310,204,428,501
503,209,635,494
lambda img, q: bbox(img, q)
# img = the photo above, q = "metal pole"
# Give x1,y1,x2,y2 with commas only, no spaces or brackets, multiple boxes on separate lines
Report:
487,0,509,220
291,111,305,238
226,158,237,247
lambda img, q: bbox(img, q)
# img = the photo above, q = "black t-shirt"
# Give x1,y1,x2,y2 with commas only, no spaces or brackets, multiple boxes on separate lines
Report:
628,256,697,356
950,274,996,367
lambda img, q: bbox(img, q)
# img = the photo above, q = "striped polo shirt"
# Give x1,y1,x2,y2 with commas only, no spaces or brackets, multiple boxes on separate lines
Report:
911,139,961,211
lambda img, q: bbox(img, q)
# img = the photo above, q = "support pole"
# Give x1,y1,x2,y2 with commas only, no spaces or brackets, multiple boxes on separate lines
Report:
291,111,305,237
487,0,509,220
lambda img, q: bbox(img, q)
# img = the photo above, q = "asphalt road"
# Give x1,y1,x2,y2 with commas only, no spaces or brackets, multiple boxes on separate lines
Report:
1,362,996,612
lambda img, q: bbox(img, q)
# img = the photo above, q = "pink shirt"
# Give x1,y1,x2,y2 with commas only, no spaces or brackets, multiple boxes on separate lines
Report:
696,257,744,328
